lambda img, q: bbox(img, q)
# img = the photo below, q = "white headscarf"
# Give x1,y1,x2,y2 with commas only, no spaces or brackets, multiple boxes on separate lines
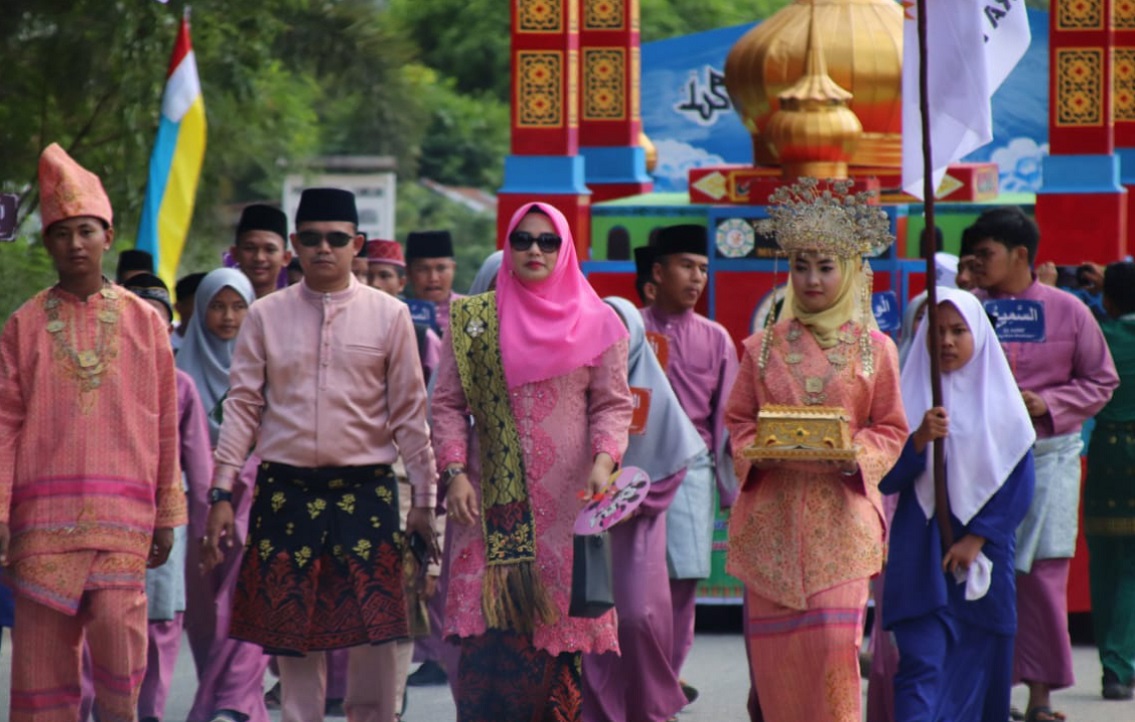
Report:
605,297,707,482
898,291,928,369
901,287,1035,525
469,250,503,295
934,252,959,289
176,268,255,445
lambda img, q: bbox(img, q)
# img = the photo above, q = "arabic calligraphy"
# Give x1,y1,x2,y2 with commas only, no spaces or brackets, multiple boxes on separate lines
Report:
674,66,731,126
984,299,1046,342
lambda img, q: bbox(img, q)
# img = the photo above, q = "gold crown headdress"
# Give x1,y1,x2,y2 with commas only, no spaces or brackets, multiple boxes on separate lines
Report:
766,178,894,258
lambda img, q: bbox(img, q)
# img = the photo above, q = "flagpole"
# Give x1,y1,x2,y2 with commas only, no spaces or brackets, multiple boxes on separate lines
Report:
916,0,954,550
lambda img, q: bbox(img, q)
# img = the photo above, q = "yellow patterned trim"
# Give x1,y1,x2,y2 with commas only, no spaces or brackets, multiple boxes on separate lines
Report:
584,0,624,30
569,49,580,128
1058,0,1104,30
1085,516,1135,536
517,0,562,33
1116,48,1135,121
631,45,641,121
517,51,564,127
583,47,626,120
1056,48,1105,127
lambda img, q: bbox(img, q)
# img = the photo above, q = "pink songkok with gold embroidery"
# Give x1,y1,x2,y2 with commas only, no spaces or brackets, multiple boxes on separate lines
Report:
38,142,113,230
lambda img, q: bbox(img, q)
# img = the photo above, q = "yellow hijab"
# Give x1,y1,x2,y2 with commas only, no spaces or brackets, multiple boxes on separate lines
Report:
780,255,871,348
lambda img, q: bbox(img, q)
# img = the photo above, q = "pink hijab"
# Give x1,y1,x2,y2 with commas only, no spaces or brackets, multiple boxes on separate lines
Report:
496,202,628,389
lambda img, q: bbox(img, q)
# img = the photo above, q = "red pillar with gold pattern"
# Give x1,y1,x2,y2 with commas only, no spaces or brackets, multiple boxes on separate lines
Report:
1035,0,1127,264
498,0,593,258
577,0,653,203
1113,0,1135,253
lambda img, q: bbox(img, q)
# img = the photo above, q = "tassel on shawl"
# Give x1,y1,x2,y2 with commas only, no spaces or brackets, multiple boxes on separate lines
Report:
482,562,559,634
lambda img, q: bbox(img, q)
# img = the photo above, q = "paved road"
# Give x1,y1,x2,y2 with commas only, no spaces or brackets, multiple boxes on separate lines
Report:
2,617,1133,721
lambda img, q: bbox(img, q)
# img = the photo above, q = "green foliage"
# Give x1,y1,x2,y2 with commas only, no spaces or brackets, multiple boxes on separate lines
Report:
640,0,790,41
409,66,510,189
390,0,511,101
0,240,58,319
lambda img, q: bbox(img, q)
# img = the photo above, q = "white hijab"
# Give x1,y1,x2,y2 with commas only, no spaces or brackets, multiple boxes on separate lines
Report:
900,287,1035,525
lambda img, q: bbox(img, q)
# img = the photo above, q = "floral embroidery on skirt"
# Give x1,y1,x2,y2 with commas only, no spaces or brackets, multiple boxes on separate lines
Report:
230,462,408,655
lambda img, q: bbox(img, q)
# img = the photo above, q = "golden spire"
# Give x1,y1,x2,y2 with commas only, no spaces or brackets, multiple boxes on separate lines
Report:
764,0,863,178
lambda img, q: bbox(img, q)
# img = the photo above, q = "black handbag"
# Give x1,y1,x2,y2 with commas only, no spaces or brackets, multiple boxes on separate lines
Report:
569,532,615,618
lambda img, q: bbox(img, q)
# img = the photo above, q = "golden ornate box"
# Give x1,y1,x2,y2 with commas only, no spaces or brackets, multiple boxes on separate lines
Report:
741,404,858,461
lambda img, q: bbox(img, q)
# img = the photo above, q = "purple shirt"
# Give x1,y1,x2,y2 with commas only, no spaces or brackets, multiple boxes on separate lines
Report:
977,280,1117,438
641,306,739,498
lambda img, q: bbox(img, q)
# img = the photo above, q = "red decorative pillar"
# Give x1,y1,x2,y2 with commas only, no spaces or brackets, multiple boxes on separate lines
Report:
1114,0,1135,254
498,0,592,258
1035,0,1127,264
577,0,653,202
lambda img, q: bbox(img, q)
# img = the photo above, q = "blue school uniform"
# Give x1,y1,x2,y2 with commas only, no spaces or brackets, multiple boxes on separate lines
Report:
881,439,1035,722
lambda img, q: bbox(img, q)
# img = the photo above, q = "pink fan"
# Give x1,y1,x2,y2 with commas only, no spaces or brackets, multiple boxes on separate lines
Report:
573,467,651,536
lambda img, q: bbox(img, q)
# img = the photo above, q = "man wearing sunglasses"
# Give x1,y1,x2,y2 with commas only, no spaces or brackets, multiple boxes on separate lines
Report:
406,230,462,339
641,224,740,710
203,187,439,722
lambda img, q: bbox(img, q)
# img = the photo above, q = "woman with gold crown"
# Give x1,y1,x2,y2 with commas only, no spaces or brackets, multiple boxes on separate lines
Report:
724,179,909,721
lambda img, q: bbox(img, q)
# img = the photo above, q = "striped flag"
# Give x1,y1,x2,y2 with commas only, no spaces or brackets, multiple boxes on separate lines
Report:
137,14,206,288
901,0,1030,199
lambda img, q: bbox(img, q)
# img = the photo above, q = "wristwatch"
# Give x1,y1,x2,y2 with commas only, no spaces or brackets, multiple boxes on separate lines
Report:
207,487,234,505
441,466,467,486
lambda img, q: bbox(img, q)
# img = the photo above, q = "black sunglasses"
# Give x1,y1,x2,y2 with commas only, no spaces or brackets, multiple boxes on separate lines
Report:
508,231,563,253
296,230,355,248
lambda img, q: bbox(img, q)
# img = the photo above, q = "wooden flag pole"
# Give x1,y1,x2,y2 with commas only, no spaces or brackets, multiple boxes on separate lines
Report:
916,0,954,549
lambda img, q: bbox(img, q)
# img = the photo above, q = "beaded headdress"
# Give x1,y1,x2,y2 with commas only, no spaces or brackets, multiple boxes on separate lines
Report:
767,178,894,258
758,178,895,380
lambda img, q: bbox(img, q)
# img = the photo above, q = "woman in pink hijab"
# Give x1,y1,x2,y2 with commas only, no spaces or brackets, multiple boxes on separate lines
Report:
431,202,634,721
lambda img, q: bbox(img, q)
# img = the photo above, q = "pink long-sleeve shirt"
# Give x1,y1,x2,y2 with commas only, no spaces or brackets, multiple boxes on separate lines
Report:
977,280,1117,438
640,306,739,502
213,277,437,507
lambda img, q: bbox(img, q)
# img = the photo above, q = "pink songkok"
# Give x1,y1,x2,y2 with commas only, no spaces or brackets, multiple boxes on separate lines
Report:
38,143,113,230
496,202,628,389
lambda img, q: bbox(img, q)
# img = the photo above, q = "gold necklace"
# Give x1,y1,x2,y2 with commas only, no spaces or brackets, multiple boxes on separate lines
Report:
44,284,122,405
782,321,855,405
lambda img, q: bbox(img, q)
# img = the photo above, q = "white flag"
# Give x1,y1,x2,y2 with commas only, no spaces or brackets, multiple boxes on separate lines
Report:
902,0,1031,199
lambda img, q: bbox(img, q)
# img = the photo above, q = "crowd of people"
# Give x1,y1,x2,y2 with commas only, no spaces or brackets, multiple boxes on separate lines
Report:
0,145,1132,722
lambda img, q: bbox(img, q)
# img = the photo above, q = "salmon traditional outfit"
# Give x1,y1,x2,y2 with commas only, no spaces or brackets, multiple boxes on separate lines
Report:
0,144,186,722
725,179,908,722
431,203,633,722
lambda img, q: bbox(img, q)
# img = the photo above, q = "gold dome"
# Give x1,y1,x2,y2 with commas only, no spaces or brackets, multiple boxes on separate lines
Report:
725,0,903,168
765,4,862,178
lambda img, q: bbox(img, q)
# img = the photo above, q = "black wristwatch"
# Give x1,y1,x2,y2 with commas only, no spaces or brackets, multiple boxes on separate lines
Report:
441,466,467,487
207,487,234,505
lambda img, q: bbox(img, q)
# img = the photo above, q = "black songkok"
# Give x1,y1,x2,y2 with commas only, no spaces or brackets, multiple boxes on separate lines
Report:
654,224,708,258
406,230,455,261
123,272,173,321
294,188,359,226
633,245,657,280
236,204,288,241
116,249,154,280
